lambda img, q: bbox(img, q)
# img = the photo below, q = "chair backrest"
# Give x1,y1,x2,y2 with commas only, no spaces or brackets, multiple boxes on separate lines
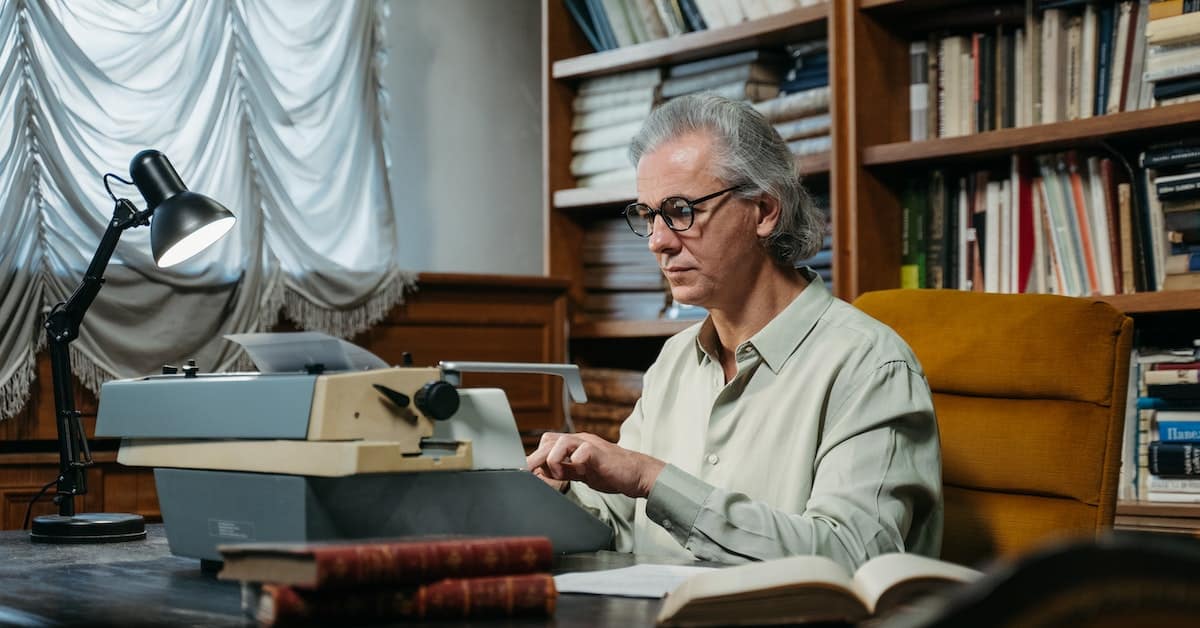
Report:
853,289,1133,567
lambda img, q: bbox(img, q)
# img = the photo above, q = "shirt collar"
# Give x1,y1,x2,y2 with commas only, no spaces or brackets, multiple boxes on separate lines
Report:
692,268,834,372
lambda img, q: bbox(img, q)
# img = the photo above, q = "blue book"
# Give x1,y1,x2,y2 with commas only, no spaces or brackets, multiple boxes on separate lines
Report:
1094,4,1114,116
1137,397,1200,410
565,0,604,53
1159,421,1200,442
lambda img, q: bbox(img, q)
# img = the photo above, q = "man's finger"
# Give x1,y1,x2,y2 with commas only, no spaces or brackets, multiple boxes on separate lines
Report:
525,433,561,470
545,435,580,479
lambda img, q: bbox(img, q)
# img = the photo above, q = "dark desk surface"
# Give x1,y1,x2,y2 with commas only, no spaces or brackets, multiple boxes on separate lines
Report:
0,525,667,627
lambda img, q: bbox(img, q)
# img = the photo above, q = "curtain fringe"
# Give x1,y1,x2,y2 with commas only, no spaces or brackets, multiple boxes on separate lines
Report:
282,271,417,339
0,352,38,423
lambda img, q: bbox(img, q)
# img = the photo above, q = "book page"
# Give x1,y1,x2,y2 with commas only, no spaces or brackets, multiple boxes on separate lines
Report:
554,564,716,598
851,553,981,615
657,555,864,626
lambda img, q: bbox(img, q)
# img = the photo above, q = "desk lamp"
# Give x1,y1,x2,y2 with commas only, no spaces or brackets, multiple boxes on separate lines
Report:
30,150,236,543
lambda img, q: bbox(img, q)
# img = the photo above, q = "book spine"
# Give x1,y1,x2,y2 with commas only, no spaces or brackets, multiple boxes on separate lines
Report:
257,574,556,627
1148,383,1200,400
1159,421,1200,442
310,537,553,588
1143,145,1200,169
1149,441,1200,476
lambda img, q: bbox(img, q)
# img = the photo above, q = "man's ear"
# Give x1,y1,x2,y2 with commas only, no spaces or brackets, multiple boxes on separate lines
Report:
755,194,782,239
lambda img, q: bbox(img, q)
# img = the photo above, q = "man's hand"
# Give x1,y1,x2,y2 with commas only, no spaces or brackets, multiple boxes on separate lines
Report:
526,432,666,498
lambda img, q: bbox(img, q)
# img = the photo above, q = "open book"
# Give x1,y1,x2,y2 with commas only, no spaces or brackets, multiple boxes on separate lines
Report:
656,552,981,626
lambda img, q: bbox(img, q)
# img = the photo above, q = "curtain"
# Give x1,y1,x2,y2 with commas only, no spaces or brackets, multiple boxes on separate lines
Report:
0,0,413,422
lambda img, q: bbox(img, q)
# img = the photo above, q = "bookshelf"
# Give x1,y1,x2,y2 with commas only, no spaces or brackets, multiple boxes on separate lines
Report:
543,0,1200,413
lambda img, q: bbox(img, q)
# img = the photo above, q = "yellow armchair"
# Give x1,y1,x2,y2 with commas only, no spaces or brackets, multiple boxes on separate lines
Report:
853,289,1133,566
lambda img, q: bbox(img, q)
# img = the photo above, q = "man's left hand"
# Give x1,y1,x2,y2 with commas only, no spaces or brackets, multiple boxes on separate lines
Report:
526,432,666,498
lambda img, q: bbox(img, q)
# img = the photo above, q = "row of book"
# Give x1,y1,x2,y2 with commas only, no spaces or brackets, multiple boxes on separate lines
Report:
1143,138,1200,291
570,44,830,189
899,152,1133,295
581,218,667,320
218,536,557,626
1121,342,1200,502
564,0,825,54
908,1,1200,141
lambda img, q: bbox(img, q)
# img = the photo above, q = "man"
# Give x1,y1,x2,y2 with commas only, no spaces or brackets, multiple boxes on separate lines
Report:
527,93,942,570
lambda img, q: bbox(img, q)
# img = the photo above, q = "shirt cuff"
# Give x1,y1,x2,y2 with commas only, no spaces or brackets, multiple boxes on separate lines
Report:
645,464,714,548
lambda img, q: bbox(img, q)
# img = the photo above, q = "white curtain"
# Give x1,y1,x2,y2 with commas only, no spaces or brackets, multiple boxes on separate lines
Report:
0,0,413,421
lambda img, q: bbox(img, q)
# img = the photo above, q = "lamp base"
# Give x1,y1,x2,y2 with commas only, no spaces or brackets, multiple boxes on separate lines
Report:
30,513,146,544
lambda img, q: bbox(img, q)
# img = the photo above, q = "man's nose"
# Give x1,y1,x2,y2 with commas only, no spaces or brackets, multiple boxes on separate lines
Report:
647,216,680,254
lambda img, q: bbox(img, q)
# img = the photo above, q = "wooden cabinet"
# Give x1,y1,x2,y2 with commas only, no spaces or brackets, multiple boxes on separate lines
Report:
542,0,1200,528
0,273,567,530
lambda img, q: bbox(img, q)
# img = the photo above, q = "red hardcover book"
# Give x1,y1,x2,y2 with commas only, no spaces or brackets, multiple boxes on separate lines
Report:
254,573,557,627
1015,155,1035,293
1152,362,1200,371
218,536,553,589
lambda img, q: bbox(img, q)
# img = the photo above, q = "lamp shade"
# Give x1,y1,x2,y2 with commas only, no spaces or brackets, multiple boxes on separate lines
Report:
130,150,236,268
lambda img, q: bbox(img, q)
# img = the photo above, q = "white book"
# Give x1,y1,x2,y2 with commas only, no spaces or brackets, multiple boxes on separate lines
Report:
600,0,637,47
1145,492,1200,503
764,0,797,13
573,86,659,113
773,113,832,141
752,86,831,121
652,0,684,36
570,145,632,177
1042,9,1066,124
959,47,972,136
1145,11,1200,47
1144,369,1200,385
578,68,664,96
1086,157,1117,295
576,167,638,189
630,0,669,41
1144,52,1200,83
985,181,1001,293
1107,1,1133,114
1124,0,1150,111
1065,15,1083,121
719,0,747,25
691,0,728,28
940,36,961,137
786,134,832,156
572,119,644,153
572,100,654,131
1147,475,1200,493
623,0,651,44
1079,4,1098,119
738,0,771,21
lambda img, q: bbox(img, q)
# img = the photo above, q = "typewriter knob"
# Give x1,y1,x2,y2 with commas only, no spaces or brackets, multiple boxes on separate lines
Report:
415,381,459,421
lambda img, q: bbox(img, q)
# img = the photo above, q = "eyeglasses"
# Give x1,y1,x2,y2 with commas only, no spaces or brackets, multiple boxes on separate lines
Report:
622,185,743,238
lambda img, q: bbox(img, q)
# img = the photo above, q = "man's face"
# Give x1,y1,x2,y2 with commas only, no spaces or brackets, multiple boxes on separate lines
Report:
636,132,770,310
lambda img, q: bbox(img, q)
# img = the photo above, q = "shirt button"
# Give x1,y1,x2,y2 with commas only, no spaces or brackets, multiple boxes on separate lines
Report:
662,519,673,530
706,453,719,465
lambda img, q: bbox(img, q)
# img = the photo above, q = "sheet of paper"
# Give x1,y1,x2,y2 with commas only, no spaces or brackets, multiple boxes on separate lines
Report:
554,564,717,598
225,331,388,373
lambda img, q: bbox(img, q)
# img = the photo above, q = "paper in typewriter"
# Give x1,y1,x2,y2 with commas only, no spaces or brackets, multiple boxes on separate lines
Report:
225,332,388,373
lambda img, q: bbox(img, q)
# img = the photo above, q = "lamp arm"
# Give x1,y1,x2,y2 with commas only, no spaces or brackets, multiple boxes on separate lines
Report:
43,198,152,517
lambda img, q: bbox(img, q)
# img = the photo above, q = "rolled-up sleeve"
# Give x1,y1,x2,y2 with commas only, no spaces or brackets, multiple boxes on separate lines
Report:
643,360,942,570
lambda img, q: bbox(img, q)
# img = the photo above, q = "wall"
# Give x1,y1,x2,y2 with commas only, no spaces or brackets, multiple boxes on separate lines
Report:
383,0,544,275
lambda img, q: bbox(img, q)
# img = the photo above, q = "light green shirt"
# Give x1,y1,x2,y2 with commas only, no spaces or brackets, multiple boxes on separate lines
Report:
568,273,942,570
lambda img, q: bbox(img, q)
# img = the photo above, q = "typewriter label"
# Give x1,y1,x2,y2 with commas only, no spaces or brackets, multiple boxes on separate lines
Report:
208,518,255,540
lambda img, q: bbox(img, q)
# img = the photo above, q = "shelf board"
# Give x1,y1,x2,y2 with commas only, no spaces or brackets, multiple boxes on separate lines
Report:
554,153,831,212
552,6,828,80
862,103,1200,167
572,319,697,339
1117,500,1200,519
1096,291,1200,315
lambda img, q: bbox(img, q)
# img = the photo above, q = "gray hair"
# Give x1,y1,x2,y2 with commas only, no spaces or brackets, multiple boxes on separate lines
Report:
628,93,824,265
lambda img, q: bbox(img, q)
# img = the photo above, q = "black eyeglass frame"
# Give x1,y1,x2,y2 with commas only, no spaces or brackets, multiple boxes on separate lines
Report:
622,184,744,237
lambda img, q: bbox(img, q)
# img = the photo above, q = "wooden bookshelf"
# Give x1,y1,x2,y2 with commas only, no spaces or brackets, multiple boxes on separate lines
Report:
551,5,828,80
571,319,696,339
862,103,1200,168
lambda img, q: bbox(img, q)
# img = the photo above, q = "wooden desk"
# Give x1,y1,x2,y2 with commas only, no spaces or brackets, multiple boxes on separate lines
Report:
0,525,665,627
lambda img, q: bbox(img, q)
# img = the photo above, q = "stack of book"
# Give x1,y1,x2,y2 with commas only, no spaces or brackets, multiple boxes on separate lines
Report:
570,68,662,188
218,536,557,627
582,218,667,320
794,192,833,286
572,367,644,441
661,49,787,104
1143,139,1200,290
564,0,826,54
752,45,831,159
1144,2,1200,105
910,1,1153,140
1126,343,1200,503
